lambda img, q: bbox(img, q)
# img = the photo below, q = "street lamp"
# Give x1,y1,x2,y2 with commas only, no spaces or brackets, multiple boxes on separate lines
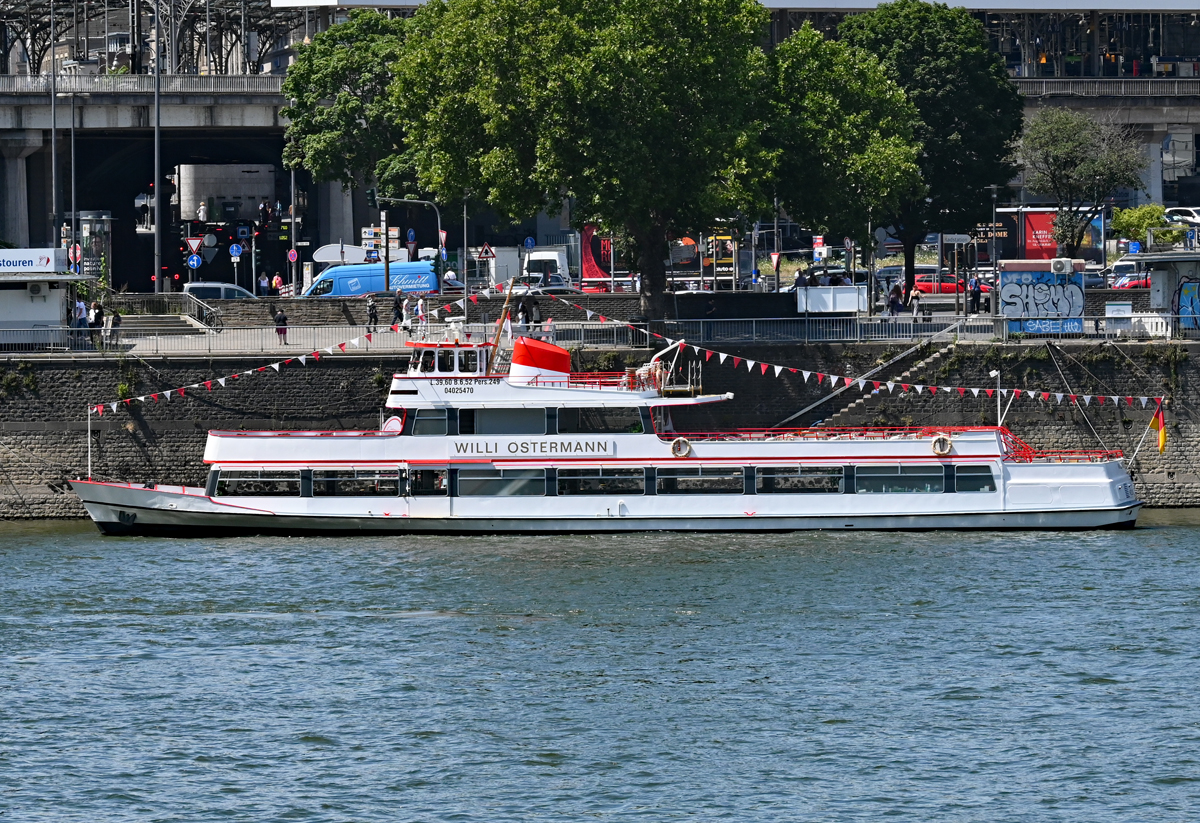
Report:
383,196,442,273
55,91,90,270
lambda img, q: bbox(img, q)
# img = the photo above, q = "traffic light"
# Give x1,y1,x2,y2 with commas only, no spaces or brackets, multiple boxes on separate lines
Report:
366,188,378,209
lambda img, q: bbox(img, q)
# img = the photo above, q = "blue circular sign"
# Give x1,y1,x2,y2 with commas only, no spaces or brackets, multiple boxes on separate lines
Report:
407,228,416,243
229,243,243,257
187,254,202,269
441,247,448,261
524,236,536,249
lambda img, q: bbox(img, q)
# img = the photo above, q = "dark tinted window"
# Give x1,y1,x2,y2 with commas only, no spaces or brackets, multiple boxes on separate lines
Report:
313,469,402,496
458,469,545,496
756,466,843,494
656,467,744,494
558,468,644,495
215,470,301,496
559,407,643,434
856,465,944,494
955,465,996,493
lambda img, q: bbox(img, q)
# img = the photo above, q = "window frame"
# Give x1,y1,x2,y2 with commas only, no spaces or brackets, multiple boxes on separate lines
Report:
854,464,946,494
312,468,404,497
214,469,302,497
457,468,547,497
655,466,746,495
756,465,845,494
557,467,646,496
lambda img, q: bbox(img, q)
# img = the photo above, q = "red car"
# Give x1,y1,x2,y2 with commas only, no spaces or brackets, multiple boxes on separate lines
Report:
913,273,992,294
1112,274,1150,289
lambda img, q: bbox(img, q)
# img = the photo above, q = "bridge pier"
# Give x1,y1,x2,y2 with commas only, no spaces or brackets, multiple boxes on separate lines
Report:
0,129,43,247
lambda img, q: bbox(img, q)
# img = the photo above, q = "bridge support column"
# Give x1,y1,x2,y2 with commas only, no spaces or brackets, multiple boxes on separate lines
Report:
1141,129,1167,206
0,130,43,247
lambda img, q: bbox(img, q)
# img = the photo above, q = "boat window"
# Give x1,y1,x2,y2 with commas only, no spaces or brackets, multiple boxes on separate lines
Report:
410,469,448,496
476,408,545,435
855,465,945,494
656,467,744,494
651,407,674,434
558,468,645,495
458,469,546,496
756,466,844,494
459,408,476,434
458,350,479,373
437,349,455,372
412,408,448,436
558,407,644,434
312,469,403,496
418,351,436,373
954,465,996,493
214,470,301,497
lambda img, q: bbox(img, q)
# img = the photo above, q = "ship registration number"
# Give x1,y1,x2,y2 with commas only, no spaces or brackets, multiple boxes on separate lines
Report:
432,378,501,394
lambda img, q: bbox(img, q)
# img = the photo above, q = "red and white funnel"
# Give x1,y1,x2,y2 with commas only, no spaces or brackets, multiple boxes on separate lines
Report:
508,337,571,384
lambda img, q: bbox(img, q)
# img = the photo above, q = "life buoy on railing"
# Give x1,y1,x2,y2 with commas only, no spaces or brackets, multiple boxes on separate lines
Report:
671,437,692,458
931,433,953,456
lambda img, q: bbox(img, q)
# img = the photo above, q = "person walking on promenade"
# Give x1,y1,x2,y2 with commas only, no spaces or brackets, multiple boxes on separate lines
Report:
416,295,428,337
967,274,982,314
275,308,288,345
908,286,922,319
887,285,905,318
391,289,404,327
366,296,379,334
88,301,105,349
258,272,270,296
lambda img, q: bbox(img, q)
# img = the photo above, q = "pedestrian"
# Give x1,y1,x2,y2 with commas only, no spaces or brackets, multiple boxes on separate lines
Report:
258,272,270,296
416,295,427,336
258,201,267,224
887,285,905,317
366,295,378,333
274,307,288,345
402,294,414,330
272,272,284,295
391,288,404,326
968,274,982,314
88,301,105,349
107,309,122,349
908,286,922,319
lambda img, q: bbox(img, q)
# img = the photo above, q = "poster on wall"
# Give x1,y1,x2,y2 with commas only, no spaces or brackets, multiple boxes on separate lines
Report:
1023,212,1058,260
1000,267,1085,334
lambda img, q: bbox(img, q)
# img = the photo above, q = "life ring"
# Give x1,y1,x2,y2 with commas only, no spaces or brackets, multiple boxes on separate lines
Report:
671,437,691,458
931,434,953,456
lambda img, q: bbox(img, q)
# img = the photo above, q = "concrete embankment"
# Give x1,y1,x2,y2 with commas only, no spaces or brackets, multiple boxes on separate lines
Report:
0,340,1194,518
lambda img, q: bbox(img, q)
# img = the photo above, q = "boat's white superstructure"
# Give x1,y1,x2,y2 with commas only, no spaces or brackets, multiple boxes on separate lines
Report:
72,337,1143,535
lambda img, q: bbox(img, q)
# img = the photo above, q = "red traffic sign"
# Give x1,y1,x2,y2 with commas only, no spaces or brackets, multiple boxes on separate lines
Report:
438,229,448,248
812,236,824,249
68,243,82,263
770,252,781,271
478,243,496,260
185,237,203,255
843,236,853,250
406,241,417,259
287,249,298,263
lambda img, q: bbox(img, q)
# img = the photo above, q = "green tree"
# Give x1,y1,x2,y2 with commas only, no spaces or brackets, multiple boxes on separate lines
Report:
840,0,1024,291
1020,107,1148,257
392,0,768,318
1111,204,1181,246
281,11,408,188
765,23,922,246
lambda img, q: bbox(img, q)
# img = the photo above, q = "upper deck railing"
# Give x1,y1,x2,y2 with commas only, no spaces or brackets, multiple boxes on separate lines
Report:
0,75,286,95
1013,78,1200,98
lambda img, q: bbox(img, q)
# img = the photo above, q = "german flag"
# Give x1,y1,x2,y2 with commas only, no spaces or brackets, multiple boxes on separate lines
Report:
1150,401,1167,454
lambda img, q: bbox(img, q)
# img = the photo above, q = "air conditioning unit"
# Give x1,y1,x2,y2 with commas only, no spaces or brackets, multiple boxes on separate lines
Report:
1050,257,1073,275
27,282,45,298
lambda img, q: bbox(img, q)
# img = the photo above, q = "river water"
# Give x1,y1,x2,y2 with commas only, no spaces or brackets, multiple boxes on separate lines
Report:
3,515,1199,821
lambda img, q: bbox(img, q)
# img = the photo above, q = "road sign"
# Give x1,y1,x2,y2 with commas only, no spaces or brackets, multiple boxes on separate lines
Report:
843,236,852,250
187,254,202,269
942,233,972,245
524,236,536,250
406,241,417,259
1189,229,1197,249
236,226,251,239
770,252,781,271
812,236,825,250
287,249,298,263
229,243,243,257
230,256,241,263
68,244,82,263
814,247,829,260
186,237,203,255
441,247,448,261
439,229,448,247
478,243,496,260
201,247,217,264
203,233,217,248
1129,241,1142,254
407,228,416,243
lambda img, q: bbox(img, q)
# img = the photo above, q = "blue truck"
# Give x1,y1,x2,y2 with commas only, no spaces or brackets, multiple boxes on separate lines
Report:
301,262,438,297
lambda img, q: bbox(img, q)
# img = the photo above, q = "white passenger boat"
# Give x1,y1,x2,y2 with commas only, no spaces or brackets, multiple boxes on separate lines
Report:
72,337,1142,535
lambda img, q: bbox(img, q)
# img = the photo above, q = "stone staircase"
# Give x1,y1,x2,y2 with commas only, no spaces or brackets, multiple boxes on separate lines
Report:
819,342,957,427
118,314,206,335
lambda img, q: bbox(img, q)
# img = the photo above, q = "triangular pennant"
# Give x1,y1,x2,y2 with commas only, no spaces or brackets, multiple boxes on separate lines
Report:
1125,396,1133,407
137,396,145,403
598,315,608,323
1070,394,1077,403
1027,390,1037,399
887,382,895,393
844,377,854,388
469,294,478,305
338,343,347,353
857,379,865,390
788,368,798,374
365,334,373,343
914,385,924,394
970,388,979,397
204,381,212,391
312,352,320,361
270,363,281,371
1083,395,1092,406
873,381,881,391
745,359,755,371
95,405,103,416
999,389,1008,397
110,402,118,412
164,390,172,400
719,353,728,364
802,371,811,382
256,367,266,373
350,337,362,348
1110,396,1120,405
691,346,699,355
901,383,910,392
1097,395,1105,405
705,350,713,362
760,363,769,375
984,388,993,398
1041,392,1050,401
177,387,186,397
1055,393,1063,404
391,324,400,333
218,378,226,387
1140,397,1148,408
928,386,937,395
732,357,742,368
774,365,784,377
958,388,966,397
586,310,595,319
299,356,306,366
665,338,675,346
324,347,334,355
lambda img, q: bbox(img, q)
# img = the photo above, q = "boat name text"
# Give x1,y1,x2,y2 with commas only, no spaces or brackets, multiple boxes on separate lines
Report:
453,440,614,455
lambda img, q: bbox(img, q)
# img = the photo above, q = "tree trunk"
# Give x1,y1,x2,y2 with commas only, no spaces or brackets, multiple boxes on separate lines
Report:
632,223,668,320
902,237,917,297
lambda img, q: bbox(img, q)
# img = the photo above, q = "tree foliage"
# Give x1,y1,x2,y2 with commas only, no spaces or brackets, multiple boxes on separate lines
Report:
1021,107,1148,256
281,11,408,187
765,24,922,244
840,0,1024,290
1111,204,1179,245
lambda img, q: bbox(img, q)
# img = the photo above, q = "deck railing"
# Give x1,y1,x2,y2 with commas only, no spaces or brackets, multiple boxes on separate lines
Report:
0,74,285,95
1014,78,1200,97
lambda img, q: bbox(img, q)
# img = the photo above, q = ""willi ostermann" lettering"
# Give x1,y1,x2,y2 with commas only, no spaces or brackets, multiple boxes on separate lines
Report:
453,440,611,455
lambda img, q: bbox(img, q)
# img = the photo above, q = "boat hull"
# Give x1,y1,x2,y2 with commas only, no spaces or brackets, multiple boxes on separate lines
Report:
72,481,1142,536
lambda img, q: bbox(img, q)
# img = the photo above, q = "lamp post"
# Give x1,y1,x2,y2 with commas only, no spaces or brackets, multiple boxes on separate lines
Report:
382,196,442,275
55,91,90,270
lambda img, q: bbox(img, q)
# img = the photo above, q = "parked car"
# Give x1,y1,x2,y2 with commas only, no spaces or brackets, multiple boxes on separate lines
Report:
1082,269,1107,289
1113,273,1151,289
183,282,257,301
876,264,938,291
1166,207,1200,225
913,273,992,294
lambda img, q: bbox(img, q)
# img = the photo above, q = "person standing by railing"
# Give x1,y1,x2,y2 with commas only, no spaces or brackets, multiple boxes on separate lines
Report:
274,308,288,346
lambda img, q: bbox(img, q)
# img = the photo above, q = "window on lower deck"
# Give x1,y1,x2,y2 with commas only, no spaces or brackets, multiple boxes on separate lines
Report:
955,465,996,493
558,468,645,495
855,465,944,494
312,469,403,496
558,407,643,434
476,407,545,435
458,469,545,496
412,408,448,436
756,466,844,494
410,469,448,496
656,467,744,494
214,470,301,496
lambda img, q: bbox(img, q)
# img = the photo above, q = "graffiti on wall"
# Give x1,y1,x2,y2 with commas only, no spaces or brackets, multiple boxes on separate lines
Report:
1000,270,1085,333
1173,279,1200,330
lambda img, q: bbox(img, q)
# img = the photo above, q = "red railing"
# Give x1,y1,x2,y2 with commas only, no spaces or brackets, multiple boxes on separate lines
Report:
1000,431,1124,463
525,372,659,391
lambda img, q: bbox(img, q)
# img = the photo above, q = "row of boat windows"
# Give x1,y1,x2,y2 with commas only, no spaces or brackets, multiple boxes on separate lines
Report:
398,407,648,436
211,465,997,497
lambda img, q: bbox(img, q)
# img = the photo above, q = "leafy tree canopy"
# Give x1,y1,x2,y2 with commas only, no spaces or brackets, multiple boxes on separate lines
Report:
281,11,408,187
840,0,1024,289
765,23,922,245
1021,107,1148,256
1111,204,1176,246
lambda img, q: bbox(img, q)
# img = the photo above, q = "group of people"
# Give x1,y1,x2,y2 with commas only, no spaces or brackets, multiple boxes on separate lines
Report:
386,290,429,335
72,298,121,350
257,272,287,297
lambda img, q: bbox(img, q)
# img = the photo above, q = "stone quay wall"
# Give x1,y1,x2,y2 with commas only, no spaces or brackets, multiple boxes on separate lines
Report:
1,339,1195,518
